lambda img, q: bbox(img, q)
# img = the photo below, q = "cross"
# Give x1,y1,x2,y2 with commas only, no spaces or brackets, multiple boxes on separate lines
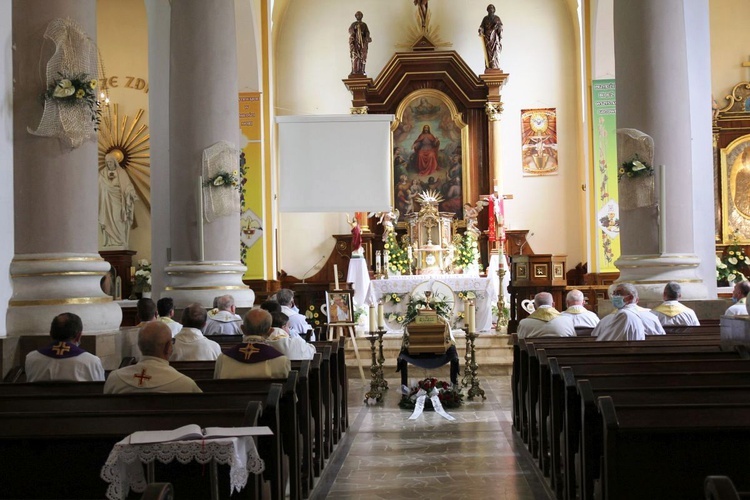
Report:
239,343,261,361
51,342,70,356
133,368,151,387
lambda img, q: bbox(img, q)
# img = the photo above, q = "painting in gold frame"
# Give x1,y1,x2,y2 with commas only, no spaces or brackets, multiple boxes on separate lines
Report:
720,134,750,243
391,89,470,224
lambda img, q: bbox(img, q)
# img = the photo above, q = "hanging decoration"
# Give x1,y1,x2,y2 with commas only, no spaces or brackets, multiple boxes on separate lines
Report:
202,141,241,223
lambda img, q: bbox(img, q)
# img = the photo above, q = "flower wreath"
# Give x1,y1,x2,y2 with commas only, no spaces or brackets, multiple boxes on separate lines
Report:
398,377,463,410
205,170,240,191
618,154,654,181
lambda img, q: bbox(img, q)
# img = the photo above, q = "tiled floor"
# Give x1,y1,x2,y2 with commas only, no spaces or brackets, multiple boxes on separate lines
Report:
310,370,554,499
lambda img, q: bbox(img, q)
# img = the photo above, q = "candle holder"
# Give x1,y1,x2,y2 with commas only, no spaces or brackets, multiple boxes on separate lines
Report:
364,332,383,403
495,241,509,332
464,330,486,401
376,328,388,391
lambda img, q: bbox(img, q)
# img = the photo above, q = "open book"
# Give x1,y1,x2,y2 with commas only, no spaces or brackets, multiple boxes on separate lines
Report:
129,424,272,445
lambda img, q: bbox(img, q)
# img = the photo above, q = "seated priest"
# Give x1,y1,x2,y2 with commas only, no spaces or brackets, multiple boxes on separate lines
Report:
651,282,700,326
560,289,600,328
267,311,316,360
25,312,105,382
170,303,222,361
517,292,576,338
593,283,646,341
277,288,314,340
214,308,291,379
396,312,459,391
724,280,750,316
157,296,182,336
633,303,666,335
104,322,202,393
203,294,243,336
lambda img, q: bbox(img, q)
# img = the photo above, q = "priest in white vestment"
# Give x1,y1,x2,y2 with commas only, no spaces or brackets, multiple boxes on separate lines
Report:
277,288,314,340
98,154,138,248
267,311,315,360
593,283,646,341
517,292,575,338
560,289,600,328
724,281,750,316
104,322,201,393
170,303,222,361
203,294,243,336
651,282,700,326
157,297,182,336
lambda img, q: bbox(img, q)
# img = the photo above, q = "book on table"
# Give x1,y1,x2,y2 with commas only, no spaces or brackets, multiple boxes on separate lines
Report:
129,424,273,445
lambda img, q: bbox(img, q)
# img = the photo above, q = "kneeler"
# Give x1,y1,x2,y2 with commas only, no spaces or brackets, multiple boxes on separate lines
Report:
396,345,460,387
326,322,366,382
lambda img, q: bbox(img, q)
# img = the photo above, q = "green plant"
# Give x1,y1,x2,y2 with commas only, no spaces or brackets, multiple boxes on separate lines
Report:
401,292,451,326
453,232,480,270
717,233,750,285
384,232,409,274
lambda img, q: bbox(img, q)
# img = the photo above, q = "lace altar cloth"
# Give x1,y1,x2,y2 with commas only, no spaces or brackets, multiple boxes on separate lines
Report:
100,437,264,500
366,274,498,332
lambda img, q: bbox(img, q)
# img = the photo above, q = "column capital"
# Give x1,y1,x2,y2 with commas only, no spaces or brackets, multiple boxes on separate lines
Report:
485,101,503,121
350,106,369,115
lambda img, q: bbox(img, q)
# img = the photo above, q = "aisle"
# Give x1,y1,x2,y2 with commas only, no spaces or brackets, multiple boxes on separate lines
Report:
310,372,554,499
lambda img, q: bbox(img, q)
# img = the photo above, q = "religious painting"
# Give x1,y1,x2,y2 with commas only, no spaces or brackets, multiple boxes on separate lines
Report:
533,264,548,278
325,291,353,324
392,89,469,221
720,134,750,243
553,263,564,279
521,108,558,176
516,263,528,279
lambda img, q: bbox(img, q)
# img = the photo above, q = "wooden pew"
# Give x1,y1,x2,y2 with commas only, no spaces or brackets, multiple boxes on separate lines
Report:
598,397,750,500
557,360,750,500
0,392,272,500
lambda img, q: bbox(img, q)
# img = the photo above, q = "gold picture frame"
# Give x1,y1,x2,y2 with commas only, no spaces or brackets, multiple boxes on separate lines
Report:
533,264,548,278
391,89,471,224
553,263,564,279
720,134,750,243
516,263,528,279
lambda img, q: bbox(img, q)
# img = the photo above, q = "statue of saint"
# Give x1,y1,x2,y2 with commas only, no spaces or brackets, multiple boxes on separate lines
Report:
98,153,138,248
348,11,371,76
346,214,363,255
378,208,400,242
478,4,503,70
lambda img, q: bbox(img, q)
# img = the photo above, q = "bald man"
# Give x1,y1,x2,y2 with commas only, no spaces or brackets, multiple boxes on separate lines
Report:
516,292,575,338
104,322,201,393
560,289,600,328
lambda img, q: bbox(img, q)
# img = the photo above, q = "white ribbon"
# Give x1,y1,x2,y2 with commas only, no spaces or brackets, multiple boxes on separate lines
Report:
408,388,456,421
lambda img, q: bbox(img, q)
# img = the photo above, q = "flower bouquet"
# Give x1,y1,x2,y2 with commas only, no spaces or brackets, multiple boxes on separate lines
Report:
134,259,152,294
717,232,750,286
398,377,463,410
453,233,480,271
205,170,240,191
618,154,654,181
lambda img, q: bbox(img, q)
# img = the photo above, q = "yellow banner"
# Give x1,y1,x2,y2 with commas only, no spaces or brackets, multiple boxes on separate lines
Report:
239,92,264,280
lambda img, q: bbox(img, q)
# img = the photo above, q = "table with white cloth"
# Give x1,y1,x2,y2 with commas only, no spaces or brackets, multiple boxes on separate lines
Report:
347,256,371,307
366,274,498,332
101,436,264,500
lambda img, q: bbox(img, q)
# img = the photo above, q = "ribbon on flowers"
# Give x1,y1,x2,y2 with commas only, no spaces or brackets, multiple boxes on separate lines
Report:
408,388,456,421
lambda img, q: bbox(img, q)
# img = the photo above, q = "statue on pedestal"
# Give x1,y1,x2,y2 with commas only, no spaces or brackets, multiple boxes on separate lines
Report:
348,11,372,76
478,4,503,70
99,153,138,249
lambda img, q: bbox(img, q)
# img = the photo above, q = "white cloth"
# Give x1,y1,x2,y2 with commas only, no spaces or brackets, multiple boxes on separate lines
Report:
281,305,311,340
593,304,646,341
651,300,700,326
101,436,264,500
25,350,104,382
561,305,601,327
159,317,182,336
636,306,666,335
203,310,243,336
171,327,222,361
267,336,315,360
104,357,202,394
724,298,747,316
213,353,291,380
517,307,576,338
347,257,371,307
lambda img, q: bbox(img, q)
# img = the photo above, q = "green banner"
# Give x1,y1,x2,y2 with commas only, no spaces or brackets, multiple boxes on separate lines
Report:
591,79,620,272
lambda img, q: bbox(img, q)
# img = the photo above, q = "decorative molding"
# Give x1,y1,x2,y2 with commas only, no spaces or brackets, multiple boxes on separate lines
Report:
350,106,369,115
485,101,503,121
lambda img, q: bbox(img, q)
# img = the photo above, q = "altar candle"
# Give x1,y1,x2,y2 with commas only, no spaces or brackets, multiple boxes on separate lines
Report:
468,301,476,333
408,246,413,261
377,302,385,329
130,266,135,280
334,264,340,290
375,251,382,273
369,304,377,332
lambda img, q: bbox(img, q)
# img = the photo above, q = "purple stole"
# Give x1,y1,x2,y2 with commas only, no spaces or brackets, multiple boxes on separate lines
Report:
225,342,285,364
37,341,85,359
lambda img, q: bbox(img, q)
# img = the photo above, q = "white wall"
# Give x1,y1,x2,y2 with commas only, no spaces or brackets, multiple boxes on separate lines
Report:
274,0,585,277
710,0,750,105
0,2,13,336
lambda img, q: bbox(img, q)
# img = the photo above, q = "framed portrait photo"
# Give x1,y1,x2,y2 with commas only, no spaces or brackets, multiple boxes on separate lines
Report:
325,291,353,324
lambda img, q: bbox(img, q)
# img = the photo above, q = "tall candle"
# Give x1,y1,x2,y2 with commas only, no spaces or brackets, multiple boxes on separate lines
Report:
369,304,377,332
375,251,382,274
334,264,340,290
659,165,667,255
377,302,385,329
468,301,476,333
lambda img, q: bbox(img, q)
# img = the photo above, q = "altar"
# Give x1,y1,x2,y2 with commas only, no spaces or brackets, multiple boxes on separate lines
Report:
366,274,497,332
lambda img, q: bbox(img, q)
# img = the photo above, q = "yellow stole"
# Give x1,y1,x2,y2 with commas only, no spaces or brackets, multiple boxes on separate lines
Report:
652,302,689,318
527,307,561,322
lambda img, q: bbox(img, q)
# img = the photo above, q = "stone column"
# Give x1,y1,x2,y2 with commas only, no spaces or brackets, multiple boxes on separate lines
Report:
613,0,715,300
8,0,122,341
166,0,254,308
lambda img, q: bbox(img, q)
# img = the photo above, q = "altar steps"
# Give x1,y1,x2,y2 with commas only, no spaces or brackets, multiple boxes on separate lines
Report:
342,331,513,376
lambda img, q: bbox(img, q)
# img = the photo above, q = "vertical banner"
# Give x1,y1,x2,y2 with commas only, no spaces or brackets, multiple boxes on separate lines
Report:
591,80,620,272
521,108,558,176
239,92,264,279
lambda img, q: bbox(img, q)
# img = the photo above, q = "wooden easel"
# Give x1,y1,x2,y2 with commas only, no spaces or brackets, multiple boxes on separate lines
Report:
326,322,365,382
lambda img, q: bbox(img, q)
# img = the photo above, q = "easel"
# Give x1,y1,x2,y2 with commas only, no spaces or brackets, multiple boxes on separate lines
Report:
326,322,365,382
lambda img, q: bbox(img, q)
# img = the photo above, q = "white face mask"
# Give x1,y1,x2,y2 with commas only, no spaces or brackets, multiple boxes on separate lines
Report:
611,295,626,309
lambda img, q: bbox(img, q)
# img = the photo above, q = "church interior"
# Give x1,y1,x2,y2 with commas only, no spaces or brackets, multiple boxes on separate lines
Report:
2,0,750,498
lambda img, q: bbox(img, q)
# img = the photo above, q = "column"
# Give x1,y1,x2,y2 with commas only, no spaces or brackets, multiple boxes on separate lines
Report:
8,0,122,340
165,0,254,308
613,0,715,300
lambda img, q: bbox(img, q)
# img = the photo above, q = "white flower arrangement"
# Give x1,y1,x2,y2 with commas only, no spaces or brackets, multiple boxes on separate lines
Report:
134,260,152,293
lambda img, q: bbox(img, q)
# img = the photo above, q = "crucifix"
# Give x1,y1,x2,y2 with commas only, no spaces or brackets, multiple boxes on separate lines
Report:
133,368,152,387
481,180,514,252
51,342,71,356
239,343,261,360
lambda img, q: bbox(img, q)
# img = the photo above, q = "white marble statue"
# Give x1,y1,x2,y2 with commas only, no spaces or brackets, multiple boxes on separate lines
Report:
99,153,138,249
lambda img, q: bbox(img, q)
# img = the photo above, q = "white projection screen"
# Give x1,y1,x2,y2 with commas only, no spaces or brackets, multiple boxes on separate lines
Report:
277,114,394,213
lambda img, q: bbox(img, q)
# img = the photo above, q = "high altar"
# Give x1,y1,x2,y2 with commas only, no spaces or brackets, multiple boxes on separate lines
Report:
405,191,458,274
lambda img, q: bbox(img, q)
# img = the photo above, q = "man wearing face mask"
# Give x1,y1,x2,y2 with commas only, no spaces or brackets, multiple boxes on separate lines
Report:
724,280,750,316
593,283,646,341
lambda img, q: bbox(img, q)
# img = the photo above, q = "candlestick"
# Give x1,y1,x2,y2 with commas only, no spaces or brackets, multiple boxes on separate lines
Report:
375,250,382,274
334,264,340,290
369,304,377,332
377,302,385,329
468,300,476,333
